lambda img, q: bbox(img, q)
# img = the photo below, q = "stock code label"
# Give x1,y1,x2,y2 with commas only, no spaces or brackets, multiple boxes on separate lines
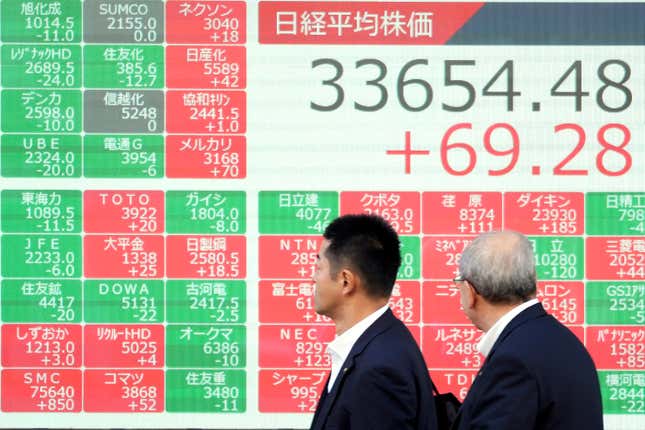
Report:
0,1,643,429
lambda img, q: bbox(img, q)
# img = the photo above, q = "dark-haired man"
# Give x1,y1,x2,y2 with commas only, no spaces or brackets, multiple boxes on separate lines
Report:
451,230,603,430
309,214,438,430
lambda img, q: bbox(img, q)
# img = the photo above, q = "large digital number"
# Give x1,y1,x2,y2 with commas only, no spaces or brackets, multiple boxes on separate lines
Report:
551,61,589,111
310,58,344,111
596,123,631,176
596,60,632,112
354,59,387,111
482,60,520,111
553,123,588,175
440,123,476,175
483,123,519,176
397,59,432,112
443,60,476,112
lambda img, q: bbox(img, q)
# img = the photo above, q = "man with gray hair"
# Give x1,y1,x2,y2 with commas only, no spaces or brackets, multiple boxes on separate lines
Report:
451,230,603,430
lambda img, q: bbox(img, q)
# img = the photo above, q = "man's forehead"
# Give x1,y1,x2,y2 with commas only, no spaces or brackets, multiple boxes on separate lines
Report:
318,239,331,256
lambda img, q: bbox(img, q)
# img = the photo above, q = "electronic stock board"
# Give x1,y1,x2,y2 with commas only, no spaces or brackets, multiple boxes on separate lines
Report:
0,1,643,428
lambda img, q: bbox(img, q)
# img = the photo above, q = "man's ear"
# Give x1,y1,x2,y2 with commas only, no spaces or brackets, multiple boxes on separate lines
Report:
463,282,477,309
339,269,357,295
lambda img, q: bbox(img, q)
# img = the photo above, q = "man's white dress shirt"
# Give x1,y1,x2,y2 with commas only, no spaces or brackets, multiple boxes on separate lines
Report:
326,304,389,392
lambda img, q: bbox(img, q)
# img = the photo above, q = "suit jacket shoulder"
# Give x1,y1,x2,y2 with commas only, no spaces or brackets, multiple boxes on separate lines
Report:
310,309,437,430
454,303,603,430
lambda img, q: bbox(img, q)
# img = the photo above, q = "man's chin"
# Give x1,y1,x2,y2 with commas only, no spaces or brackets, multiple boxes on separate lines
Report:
313,304,326,317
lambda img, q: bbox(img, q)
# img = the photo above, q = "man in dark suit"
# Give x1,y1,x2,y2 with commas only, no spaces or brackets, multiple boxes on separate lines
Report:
309,214,438,430
452,230,603,430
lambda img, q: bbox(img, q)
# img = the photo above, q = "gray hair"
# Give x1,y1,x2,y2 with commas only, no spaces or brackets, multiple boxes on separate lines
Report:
459,230,536,304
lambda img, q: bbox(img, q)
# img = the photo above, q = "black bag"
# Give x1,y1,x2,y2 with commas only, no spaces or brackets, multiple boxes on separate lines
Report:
432,381,461,430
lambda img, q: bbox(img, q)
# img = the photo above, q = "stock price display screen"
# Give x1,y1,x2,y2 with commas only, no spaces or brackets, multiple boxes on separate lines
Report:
0,1,643,429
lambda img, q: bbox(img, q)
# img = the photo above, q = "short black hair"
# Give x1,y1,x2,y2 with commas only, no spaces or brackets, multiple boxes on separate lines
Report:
323,214,401,298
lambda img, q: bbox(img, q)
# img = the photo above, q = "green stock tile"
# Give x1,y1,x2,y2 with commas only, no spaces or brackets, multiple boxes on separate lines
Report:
166,325,245,368
1,279,81,322
2,45,81,88
259,191,338,234
1,89,82,133
1,1,81,43
531,236,584,280
586,193,645,235
586,282,645,325
83,45,164,89
1,234,81,278
165,369,245,412
84,280,164,323
1,190,81,233
398,235,420,279
166,280,246,323
598,371,644,414
1,134,81,178
83,134,163,178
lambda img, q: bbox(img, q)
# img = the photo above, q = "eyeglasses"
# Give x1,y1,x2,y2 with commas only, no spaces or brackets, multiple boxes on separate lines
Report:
452,274,480,295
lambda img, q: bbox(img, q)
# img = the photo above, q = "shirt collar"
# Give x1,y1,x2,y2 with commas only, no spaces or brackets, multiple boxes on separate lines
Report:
477,298,539,357
327,304,389,362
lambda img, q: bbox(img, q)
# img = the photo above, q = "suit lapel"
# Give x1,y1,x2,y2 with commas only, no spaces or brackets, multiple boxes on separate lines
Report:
310,373,331,430
310,309,398,430
311,367,344,430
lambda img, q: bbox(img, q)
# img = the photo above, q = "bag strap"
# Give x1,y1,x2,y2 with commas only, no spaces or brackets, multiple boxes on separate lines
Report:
431,380,441,396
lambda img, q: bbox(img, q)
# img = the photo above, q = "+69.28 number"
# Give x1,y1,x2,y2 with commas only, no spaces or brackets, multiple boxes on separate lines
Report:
310,59,631,113
393,122,632,177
